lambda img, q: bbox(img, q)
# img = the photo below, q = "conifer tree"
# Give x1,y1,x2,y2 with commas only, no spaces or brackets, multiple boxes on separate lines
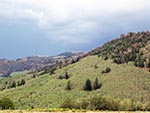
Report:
65,72,69,79
93,77,102,90
11,81,16,88
32,74,36,78
66,80,71,90
17,81,21,86
21,79,25,85
84,79,92,91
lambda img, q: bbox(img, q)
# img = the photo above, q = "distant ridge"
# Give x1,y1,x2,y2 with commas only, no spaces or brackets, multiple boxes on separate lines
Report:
58,51,85,57
0,52,84,77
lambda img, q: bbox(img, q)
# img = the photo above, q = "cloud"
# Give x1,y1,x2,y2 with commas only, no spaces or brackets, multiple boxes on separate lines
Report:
0,0,150,44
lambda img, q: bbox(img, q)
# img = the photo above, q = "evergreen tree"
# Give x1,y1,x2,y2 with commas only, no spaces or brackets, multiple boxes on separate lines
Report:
84,79,92,91
21,79,25,86
138,59,144,68
50,68,55,75
93,77,102,90
130,52,136,61
32,74,36,78
65,72,69,79
17,81,21,86
125,54,130,63
11,81,16,88
66,80,71,90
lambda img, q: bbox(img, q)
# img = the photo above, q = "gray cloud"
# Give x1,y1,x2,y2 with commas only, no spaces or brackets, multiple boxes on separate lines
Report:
0,0,150,44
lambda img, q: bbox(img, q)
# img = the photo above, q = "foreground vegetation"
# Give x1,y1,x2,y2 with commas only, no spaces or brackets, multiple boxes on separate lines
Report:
0,55,150,110
1,111,150,113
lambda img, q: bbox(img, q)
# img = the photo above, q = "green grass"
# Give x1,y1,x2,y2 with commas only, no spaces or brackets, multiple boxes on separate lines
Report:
0,56,150,109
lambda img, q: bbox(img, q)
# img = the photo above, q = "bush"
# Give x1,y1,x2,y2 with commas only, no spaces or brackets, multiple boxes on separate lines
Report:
105,67,111,73
133,101,142,111
142,102,150,111
102,67,111,74
60,98,75,109
50,69,55,75
89,96,118,110
60,96,150,111
104,55,108,60
0,97,14,110
119,98,133,111
58,72,70,80
58,75,64,79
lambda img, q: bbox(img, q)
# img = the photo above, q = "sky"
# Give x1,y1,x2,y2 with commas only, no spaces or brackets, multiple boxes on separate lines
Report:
0,0,150,59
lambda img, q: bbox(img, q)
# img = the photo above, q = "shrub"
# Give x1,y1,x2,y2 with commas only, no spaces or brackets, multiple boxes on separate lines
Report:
0,97,14,110
142,102,150,111
119,98,133,111
133,101,142,111
60,98,75,109
102,67,111,74
58,72,70,80
58,75,64,79
104,55,108,60
79,99,89,109
94,64,98,69
60,96,150,111
88,96,118,110
50,69,55,75
105,67,111,73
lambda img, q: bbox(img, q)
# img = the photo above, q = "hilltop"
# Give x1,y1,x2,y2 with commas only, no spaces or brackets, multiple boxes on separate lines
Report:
1,31,150,110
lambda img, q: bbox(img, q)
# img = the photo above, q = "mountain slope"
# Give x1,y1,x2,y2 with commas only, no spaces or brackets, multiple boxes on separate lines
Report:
0,55,150,109
90,31,150,69
1,31,150,109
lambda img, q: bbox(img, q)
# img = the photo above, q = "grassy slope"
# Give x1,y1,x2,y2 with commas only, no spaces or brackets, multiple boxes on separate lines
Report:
0,71,29,88
0,56,150,109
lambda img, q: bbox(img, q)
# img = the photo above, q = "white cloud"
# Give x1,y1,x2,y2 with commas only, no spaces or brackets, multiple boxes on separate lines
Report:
0,0,150,43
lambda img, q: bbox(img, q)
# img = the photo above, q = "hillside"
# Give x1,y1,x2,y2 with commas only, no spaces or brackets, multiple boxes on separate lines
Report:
1,31,150,110
90,31,150,69
0,52,85,77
